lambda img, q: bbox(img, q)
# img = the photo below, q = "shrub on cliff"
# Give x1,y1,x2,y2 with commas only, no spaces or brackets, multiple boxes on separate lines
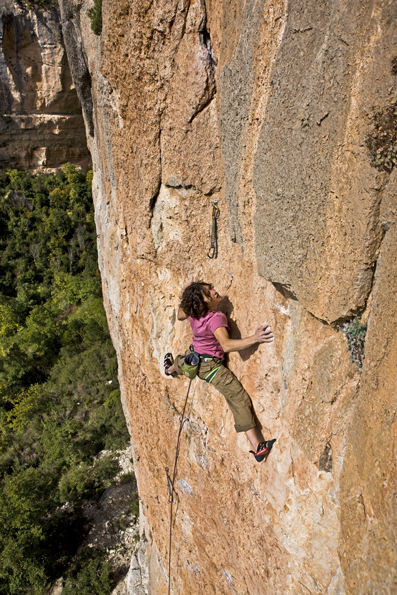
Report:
338,317,367,371
63,550,114,595
87,0,102,35
0,166,129,594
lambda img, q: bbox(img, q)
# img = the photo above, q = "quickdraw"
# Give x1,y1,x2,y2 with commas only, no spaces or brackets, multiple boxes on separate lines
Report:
165,467,173,502
207,201,220,259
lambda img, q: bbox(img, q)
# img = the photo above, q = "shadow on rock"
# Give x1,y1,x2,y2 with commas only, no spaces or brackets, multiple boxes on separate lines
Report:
218,296,260,362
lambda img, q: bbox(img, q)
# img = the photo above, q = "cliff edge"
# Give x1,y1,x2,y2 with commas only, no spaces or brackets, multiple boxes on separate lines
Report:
60,0,397,593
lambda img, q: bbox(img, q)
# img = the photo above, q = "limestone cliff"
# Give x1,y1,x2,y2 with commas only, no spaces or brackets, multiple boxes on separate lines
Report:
60,0,397,593
0,0,90,170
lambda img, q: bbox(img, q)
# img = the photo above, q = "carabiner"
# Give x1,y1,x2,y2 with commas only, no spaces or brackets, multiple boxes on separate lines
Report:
207,246,216,259
212,201,220,219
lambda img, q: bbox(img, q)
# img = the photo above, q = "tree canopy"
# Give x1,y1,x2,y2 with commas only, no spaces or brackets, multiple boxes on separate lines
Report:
0,165,129,594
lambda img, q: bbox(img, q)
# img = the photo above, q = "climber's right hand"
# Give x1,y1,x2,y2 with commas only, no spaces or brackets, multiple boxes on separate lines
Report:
254,323,274,343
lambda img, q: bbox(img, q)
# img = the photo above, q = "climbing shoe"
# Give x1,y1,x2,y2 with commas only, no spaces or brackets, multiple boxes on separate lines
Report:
164,353,174,376
250,439,276,463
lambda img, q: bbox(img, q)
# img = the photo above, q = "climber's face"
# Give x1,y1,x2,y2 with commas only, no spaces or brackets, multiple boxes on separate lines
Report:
202,284,223,311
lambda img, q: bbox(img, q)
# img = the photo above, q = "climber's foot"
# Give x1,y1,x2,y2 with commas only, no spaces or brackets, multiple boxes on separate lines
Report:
250,439,276,463
164,353,175,376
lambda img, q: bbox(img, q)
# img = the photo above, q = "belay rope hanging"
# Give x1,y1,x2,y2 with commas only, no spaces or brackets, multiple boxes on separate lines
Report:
166,198,220,592
207,201,220,259
165,352,199,594
165,379,193,595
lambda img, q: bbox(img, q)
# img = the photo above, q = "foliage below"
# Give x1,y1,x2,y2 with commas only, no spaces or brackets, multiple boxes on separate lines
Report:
63,550,114,595
0,166,129,595
338,317,367,371
129,491,140,517
87,0,103,35
366,98,397,171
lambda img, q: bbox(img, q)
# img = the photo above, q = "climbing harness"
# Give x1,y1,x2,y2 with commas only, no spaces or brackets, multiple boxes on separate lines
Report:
189,344,222,384
207,201,220,259
166,378,193,595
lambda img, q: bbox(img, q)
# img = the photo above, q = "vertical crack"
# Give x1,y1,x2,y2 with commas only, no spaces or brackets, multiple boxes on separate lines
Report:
149,177,161,212
199,21,217,67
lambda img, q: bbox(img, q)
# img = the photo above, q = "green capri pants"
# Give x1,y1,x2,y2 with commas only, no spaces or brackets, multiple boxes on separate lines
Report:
174,350,256,433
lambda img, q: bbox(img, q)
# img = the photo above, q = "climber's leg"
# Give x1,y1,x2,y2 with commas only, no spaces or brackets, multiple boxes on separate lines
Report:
245,427,263,452
197,361,263,451
168,355,273,456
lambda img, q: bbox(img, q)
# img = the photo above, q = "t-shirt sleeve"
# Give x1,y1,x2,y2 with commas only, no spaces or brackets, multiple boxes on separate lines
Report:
208,312,229,334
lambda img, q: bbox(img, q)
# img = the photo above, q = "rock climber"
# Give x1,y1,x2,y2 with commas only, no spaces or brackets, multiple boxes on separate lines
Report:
164,281,276,462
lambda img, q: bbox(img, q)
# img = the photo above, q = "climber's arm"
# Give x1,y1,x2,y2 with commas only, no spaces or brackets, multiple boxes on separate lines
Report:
177,306,188,321
213,324,273,353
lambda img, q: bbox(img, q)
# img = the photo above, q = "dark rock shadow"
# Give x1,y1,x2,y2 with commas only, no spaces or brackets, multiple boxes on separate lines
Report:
272,282,297,301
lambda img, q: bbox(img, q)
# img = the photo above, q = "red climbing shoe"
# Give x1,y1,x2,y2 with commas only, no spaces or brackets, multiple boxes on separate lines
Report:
250,439,276,463
164,353,174,376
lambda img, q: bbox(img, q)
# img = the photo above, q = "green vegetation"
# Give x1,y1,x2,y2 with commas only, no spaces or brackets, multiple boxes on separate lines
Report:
366,97,397,171
338,317,367,371
129,491,140,517
87,0,103,35
63,551,114,595
0,165,130,594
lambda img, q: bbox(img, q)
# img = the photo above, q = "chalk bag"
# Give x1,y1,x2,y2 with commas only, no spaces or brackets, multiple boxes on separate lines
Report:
182,351,200,380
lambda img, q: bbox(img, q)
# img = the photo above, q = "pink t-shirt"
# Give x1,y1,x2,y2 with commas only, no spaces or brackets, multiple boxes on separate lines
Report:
189,311,229,360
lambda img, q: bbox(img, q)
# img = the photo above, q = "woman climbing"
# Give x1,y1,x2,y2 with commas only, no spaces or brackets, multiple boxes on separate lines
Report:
164,281,276,462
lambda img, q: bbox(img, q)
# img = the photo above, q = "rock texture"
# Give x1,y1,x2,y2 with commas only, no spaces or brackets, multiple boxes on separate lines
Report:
0,0,90,170
59,0,397,593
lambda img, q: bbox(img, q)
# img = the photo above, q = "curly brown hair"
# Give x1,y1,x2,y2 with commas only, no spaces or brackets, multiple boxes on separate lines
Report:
180,281,213,319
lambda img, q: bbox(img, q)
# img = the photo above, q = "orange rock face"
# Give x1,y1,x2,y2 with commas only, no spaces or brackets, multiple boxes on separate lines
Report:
60,0,397,592
0,1,90,170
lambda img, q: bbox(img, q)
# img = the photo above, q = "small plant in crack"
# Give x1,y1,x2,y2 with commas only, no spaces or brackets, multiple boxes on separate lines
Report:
87,0,102,35
365,97,397,171
338,317,367,371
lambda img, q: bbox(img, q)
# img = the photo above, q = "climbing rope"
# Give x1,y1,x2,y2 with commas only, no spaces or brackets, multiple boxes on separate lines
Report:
207,201,220,259
166,379,193,595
